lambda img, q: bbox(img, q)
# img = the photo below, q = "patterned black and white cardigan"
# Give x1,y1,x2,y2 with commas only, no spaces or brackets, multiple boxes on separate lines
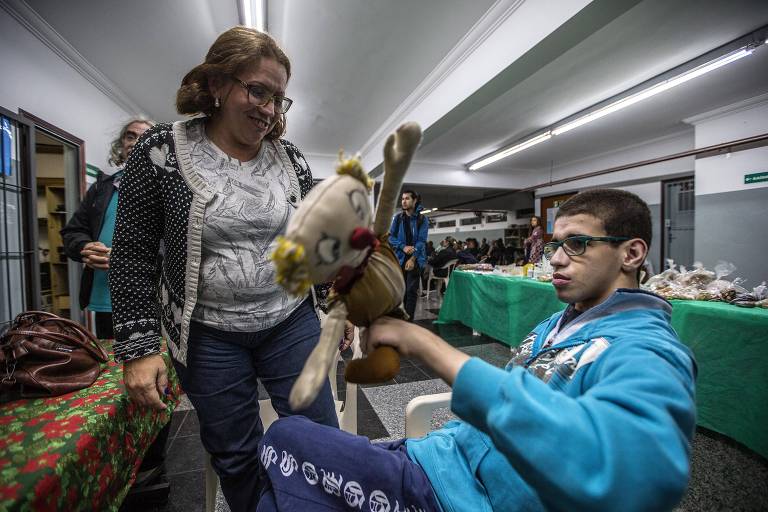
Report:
109,120,319,365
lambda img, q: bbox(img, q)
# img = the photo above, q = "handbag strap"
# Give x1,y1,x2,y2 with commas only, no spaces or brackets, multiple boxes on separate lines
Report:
7,318,108,363
37,318,109,362
12,311,59,329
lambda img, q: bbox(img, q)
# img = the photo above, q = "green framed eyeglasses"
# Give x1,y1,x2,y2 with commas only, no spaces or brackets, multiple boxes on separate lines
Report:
229,76,293,114
543,235,630,260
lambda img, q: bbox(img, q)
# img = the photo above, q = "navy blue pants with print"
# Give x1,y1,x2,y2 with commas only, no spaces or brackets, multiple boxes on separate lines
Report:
257,415,441,512
173,300,338,512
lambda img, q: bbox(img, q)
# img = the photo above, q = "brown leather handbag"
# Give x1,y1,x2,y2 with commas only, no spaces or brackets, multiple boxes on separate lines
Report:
0,311,109,402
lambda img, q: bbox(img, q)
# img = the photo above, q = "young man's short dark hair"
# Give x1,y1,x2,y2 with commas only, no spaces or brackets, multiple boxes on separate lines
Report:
402,189,420,204
556,189,652,248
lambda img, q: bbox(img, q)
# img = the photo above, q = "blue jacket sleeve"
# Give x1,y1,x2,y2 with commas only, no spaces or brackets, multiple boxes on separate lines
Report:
415,216,429,266
389,215,405,251
451,342,696,512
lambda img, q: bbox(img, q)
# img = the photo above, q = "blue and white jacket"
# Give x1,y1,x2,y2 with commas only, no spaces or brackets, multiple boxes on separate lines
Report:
389,204,429,268
406,289,697,512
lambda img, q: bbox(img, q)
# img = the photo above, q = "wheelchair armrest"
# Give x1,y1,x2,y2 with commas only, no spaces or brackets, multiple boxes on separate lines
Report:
405,392,453,438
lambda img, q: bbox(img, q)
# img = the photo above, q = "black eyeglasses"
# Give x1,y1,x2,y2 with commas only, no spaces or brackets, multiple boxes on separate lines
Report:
229,76,293,114
543,235,630,260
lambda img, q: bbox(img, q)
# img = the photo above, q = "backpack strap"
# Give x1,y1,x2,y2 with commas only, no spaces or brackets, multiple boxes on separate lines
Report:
395,212,425,235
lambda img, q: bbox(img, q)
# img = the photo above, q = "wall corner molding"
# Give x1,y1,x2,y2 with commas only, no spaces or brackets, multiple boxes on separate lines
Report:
1,0,147,116
357,0,526,159
683,92,768,126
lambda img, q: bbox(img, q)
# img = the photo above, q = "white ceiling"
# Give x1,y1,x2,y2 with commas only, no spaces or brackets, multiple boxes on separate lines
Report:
418,0,768,176
19,0,768,209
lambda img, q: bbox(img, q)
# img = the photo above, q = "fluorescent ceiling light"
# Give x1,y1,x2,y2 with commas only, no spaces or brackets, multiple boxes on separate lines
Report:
254,0,266,31
467,42,758,170
469,132,551,171
552,47,753,135
240,0,266,31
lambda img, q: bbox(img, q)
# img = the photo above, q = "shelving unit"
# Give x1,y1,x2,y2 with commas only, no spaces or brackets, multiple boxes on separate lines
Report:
41,179,70,316
504,224,529,250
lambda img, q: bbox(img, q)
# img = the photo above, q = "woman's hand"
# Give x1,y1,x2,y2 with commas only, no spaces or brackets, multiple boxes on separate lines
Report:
123,354,169,411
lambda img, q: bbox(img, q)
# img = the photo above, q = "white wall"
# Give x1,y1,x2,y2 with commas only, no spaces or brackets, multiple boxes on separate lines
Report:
428,210,526,236
693,99,768,196
0,8,135,171
689,97,768,286
532,131,694,197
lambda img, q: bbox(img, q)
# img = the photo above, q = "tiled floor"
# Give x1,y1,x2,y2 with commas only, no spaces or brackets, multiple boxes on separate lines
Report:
122,294,768,511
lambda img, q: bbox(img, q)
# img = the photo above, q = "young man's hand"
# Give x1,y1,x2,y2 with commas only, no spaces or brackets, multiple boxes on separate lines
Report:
340,321,355,351
403,245,415,255
404,256,416,271
362,317,470,386
80,241,111,270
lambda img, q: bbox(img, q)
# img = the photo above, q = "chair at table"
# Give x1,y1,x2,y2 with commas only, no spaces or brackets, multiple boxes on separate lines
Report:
405,392,453,438
204,329,361,512
425,259,458,297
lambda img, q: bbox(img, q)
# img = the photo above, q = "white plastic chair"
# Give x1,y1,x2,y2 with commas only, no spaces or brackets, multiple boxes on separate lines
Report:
204,328,361,512
404,392,453,438
425,258,458,297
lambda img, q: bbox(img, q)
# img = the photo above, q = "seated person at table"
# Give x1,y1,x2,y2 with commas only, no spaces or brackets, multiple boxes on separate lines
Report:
455,241,479,264
257,188,697,512
480,238,505,265
427,237,457,277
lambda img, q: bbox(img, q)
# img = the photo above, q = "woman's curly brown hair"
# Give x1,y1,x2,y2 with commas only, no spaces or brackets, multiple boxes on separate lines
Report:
176,27,291,140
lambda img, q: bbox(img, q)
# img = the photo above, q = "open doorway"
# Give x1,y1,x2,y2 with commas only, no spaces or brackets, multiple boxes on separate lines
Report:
34,131,81,318
23,110,86,325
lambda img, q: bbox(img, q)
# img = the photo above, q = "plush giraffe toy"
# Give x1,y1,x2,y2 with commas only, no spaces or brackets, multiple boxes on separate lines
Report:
272,122,422,410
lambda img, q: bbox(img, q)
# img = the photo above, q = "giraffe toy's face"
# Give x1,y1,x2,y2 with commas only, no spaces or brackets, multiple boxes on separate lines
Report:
280,174,373,284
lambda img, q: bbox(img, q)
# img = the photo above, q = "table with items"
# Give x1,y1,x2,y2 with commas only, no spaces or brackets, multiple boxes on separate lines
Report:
437,269,768,459
0,342,179,511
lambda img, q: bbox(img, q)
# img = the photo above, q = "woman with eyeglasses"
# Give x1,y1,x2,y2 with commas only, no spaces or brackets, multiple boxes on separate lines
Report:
523,215,544,264
109,27,338,510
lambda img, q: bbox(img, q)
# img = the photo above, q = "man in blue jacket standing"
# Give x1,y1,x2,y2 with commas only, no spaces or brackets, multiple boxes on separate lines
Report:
257,189,697,512
389,189,429,320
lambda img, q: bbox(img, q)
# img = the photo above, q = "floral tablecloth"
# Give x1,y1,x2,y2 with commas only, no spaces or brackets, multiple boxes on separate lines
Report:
0,343,179,511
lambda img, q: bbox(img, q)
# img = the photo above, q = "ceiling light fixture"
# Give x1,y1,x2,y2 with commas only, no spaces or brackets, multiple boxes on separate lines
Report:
239,0,267,31
551,47,754,136
466,39,762,171
468,132,551,171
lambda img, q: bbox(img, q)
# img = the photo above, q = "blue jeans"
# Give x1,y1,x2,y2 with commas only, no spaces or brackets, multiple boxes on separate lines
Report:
403,265,421,320
174,299,338,511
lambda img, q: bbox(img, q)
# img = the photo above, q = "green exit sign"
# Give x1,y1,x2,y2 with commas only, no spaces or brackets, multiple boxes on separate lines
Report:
744,172,768,184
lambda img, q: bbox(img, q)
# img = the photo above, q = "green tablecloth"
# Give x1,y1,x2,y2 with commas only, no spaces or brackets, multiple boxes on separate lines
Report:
437,270,768,459
668,300,768,460
437,271,565,347
0,343,179,511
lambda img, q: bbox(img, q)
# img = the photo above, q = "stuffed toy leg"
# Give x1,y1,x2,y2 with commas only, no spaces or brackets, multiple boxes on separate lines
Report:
289,301,348,410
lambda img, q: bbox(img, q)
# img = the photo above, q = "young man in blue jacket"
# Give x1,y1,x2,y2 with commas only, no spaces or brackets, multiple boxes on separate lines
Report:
389,190,429,320
258,189,697,512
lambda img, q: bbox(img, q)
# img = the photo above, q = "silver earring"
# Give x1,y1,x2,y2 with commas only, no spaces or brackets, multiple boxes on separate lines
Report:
214,97,221,108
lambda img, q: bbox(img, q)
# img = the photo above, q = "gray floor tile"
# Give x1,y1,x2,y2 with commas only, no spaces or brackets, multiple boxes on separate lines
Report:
363,379,451,442
175,394,195,412
675,429,768,511
166,435,207,476
175,411,200,438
